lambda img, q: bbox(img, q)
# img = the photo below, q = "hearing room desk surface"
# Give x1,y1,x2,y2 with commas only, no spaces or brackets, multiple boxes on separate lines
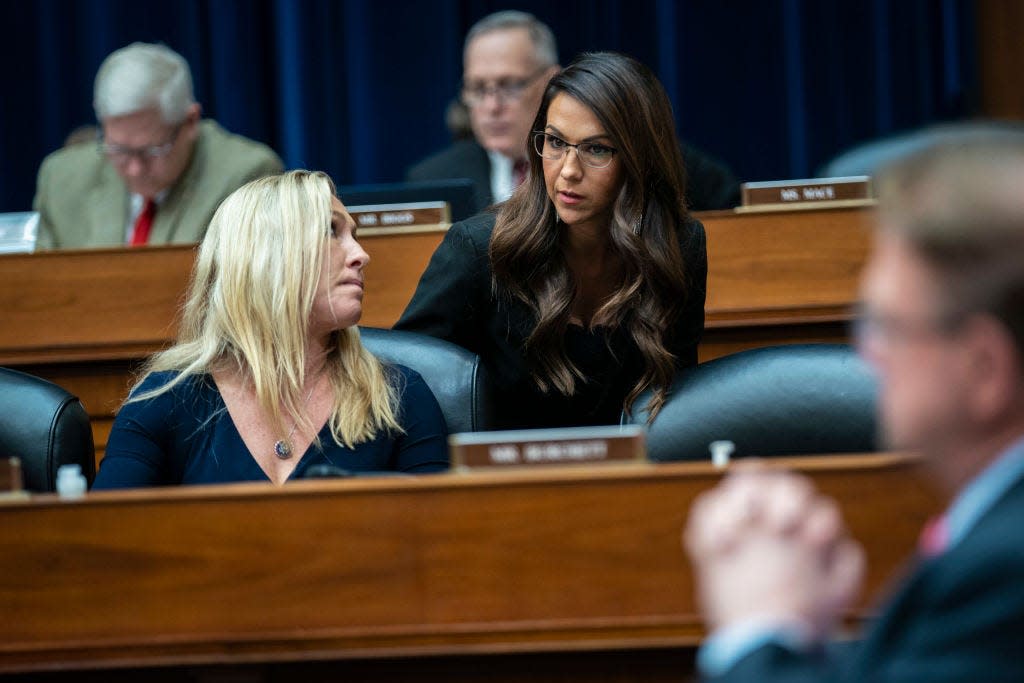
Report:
0,453,940,680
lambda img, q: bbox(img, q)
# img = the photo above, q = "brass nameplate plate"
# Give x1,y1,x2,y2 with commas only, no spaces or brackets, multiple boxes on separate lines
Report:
0,457,24,493
348,201,450,234
741,176,872,207
450,425,646,470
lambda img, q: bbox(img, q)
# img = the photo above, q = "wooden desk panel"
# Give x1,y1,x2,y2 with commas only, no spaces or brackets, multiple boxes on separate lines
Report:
705,207,871,313
360,228,446,328
700,206,871,361
0,207,871,365
0,454,942,678
0,246,193,363
0,229,446,363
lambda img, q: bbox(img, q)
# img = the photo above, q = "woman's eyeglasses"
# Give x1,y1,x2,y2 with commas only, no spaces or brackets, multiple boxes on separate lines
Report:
532,132,618,169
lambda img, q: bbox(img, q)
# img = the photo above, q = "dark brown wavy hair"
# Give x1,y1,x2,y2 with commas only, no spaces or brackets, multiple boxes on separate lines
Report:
489,51,693,418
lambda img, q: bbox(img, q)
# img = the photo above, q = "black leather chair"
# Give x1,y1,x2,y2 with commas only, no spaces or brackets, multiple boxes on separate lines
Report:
360,328,494,433
627,344,878,461
0,367,95,492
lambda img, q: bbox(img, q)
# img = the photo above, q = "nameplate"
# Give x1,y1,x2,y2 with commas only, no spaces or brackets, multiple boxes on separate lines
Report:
449,425,646,470
0,211,39,254
0,457,24,493
740,176,872,208
348,201,450,235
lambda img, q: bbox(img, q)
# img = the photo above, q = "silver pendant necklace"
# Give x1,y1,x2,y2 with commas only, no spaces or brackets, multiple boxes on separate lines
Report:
273,382,318,460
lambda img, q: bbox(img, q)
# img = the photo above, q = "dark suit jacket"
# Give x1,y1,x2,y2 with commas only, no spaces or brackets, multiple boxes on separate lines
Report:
405,138,740,213
711,473,1024,682
394,212,707,429
405,139,493,214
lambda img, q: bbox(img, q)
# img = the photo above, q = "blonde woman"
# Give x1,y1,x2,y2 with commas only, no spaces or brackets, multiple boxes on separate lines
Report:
93,171,448,488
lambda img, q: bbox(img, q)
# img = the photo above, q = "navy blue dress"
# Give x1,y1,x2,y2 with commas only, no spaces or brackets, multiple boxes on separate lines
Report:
92,365,449,489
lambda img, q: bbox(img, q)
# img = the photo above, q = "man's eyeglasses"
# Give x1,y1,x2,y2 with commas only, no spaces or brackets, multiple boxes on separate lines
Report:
851,304,967,350
98,123,184,163
533,132,618,169
461,67,550,106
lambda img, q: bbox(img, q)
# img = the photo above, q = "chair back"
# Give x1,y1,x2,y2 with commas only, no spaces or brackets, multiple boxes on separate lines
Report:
360,328,494,433
628,344,877,461
0,367,95,492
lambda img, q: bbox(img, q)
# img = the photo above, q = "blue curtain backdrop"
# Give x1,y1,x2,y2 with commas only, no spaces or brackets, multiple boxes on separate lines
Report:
0,0,976,212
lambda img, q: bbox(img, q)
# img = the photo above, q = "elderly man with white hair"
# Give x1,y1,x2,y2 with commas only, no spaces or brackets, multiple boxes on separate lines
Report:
33,42,282,250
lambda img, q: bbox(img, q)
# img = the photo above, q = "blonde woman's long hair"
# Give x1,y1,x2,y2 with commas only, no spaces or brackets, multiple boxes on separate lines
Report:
130,170,402,448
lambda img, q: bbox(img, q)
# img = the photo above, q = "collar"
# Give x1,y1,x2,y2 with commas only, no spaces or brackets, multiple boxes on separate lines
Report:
129,188,170,213
487,150,516,203
943,434,1024,550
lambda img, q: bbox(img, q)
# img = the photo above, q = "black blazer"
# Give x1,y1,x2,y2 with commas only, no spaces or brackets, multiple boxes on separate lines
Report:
711,471,1024,683
394,212,707,429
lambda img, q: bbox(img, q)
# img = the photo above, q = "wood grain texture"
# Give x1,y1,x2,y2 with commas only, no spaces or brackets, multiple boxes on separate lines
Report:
358,230,446,328
0,454,942,676
704,206,871,313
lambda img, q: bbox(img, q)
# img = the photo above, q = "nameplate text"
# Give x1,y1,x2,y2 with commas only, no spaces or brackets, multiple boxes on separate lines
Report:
347,201,450,234
741,176,872,208
449,425,646,470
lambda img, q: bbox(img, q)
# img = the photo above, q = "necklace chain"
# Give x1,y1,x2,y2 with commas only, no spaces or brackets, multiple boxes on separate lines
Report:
273,381,319,460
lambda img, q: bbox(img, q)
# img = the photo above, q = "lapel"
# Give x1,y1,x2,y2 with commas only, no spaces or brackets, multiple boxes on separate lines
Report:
84,164,130,246
148,125,206,244
466,141,494,210
849,472,1024,675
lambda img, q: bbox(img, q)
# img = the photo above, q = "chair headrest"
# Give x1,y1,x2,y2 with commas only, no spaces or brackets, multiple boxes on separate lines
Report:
0,367,95,492
628,344,878,461
359,327,494,433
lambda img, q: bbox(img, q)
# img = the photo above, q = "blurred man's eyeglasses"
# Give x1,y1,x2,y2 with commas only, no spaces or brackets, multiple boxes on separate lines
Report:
461,67,550,107
851,304,967,351
533,131,618,169
98,123,184,163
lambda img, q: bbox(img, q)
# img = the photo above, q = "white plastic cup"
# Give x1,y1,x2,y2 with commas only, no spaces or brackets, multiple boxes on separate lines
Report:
56,464,87,499
709,440,735,469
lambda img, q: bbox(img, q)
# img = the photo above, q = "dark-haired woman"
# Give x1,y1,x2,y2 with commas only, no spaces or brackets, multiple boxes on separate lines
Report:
395,52,706,429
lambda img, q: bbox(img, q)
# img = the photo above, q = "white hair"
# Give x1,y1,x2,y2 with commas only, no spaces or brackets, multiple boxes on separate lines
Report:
93,42,195,123
464,10,558,67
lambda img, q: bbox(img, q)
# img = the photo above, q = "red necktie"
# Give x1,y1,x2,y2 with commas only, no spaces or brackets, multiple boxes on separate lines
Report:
918,515,949,558
130,198,157,247
512,158,529,187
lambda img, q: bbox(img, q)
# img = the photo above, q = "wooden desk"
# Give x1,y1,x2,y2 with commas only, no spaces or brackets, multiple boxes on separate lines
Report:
0,454,942,680
0,206,872,464
701,205,871,361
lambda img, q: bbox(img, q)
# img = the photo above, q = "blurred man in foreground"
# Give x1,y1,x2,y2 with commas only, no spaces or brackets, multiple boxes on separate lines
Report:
686,126,1024,682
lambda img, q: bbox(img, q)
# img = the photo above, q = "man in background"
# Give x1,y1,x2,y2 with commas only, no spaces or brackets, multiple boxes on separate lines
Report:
406,11,559,213
33,42,282,250
685,126,1024,681
406,10,739,213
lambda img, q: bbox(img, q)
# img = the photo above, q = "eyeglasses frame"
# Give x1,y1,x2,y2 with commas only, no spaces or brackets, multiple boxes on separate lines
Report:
532,131,619,169
98,121,186,164
461,66,552,107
